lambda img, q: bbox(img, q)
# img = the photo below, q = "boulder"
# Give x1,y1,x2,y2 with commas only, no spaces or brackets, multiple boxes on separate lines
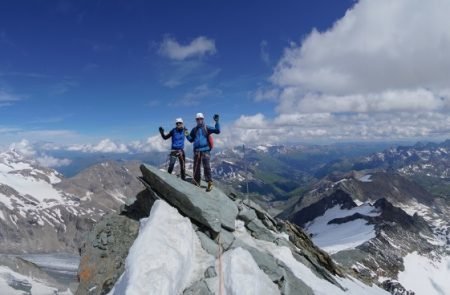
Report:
140,164,238,233
183,280,212,295
76,214,139,295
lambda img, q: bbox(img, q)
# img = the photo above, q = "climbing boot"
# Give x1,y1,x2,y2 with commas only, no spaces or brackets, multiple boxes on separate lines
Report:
206,181,213,192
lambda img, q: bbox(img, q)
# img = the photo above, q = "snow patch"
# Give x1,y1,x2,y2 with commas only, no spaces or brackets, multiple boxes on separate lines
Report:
306,204,380,254
358,174,372,182
109,200,213,295
221,247,280,295
398,252,450,295
0,265,63,295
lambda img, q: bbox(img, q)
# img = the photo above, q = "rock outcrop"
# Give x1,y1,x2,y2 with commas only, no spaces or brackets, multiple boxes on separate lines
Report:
76,164,388,295
140,164,238,233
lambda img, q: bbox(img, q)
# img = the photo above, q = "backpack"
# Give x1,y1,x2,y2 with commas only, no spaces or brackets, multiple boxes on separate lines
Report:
195,125,214,150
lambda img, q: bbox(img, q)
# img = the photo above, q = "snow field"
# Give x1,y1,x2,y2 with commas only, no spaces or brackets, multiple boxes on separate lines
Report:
398,252,450,295
305,204,380,253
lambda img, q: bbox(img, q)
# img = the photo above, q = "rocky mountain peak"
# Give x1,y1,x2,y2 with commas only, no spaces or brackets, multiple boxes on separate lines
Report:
76,164,389,295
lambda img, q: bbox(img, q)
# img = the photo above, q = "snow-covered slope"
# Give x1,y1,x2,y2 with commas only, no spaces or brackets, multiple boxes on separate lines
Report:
0,149,144,254
80,164,390,295
0,150,101,253
280,172,450,295
109,199,389,295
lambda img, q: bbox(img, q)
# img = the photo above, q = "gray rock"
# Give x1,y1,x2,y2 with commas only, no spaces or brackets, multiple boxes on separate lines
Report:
279,266,314,295
246,218,277,242
76,214,140,295
183,280,213,295
237,206,257,224
218,230,235,251
140,164,238,233
196,231,219,257
204,266,217,278
231,238,283,282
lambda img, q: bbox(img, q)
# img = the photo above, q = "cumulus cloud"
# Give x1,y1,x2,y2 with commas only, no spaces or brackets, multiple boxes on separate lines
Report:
67,139,130,153
217,112,450,147
66,136,169,154
36,154,72,168
225,0,450,144
8,139,71,168
159,36,216,60
272,0,450,96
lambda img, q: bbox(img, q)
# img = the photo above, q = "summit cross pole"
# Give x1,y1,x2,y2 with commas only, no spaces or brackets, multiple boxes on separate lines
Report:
243,144,249,204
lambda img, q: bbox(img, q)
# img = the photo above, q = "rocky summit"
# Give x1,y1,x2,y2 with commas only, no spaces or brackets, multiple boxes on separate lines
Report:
76,164,389,295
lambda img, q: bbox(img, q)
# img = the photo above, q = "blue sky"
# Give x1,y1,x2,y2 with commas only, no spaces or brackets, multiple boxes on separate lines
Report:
1,0,449,157
0,0,353,143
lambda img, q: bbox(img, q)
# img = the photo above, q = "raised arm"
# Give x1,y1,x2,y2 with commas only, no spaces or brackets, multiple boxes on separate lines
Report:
159,127,172,140
207,121,220,134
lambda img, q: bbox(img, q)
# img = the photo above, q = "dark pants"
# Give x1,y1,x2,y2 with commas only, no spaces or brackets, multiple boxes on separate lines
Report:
193,151,212,184
168,149,186,180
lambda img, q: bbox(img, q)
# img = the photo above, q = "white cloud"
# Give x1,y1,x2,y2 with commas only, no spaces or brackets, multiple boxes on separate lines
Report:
128,135,169,153
7,139,71,168
36,154,72,168
277,88,449,114
9,139,36,157
253,87,280,102
217,111,450,147
272,0,450,93
67,139,130,153
65,136,169,154
223,0,450,144
159,36,216,60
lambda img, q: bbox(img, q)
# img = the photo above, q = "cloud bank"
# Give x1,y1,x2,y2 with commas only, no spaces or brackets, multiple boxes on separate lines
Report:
239,0,450,145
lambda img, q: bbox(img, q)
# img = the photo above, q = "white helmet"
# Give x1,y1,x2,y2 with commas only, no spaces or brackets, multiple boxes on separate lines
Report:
175,118,183,124
196,112,204,119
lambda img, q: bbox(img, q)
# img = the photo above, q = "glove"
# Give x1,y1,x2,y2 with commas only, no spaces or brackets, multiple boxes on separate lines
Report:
213,114,219,122
184,128,190,136
159,127,164,134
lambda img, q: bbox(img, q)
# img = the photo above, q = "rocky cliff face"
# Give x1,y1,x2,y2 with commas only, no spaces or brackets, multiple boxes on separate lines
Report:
76,164,389,295
279,172,450,294
0,152,144,254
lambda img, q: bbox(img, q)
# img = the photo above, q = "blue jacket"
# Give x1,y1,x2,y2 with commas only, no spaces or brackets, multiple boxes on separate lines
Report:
187,122,220,152
160,128,186,150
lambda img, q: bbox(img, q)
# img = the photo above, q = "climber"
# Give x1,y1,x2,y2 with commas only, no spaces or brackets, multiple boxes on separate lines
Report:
186,113,220,192
159,118,188,180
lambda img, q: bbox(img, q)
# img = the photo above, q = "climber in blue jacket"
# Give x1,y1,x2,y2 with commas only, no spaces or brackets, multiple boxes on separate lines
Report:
186,113,220,192
159,118,188,180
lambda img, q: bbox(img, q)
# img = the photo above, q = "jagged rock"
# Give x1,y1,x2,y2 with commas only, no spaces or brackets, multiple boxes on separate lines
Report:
183,280,213,295
380,280,414,295
218,230,235,251
204,266,217,278
120,189,158,220
246,218,277,242
237,205,258,224
231,238,284,282
279,266,314,295
283,221,344,278
76,213,139,295
140,164,238,233
196,231,219,257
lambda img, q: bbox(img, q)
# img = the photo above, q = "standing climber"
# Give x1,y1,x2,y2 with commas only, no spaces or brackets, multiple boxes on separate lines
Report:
186,113,220,192
159,118,188,180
